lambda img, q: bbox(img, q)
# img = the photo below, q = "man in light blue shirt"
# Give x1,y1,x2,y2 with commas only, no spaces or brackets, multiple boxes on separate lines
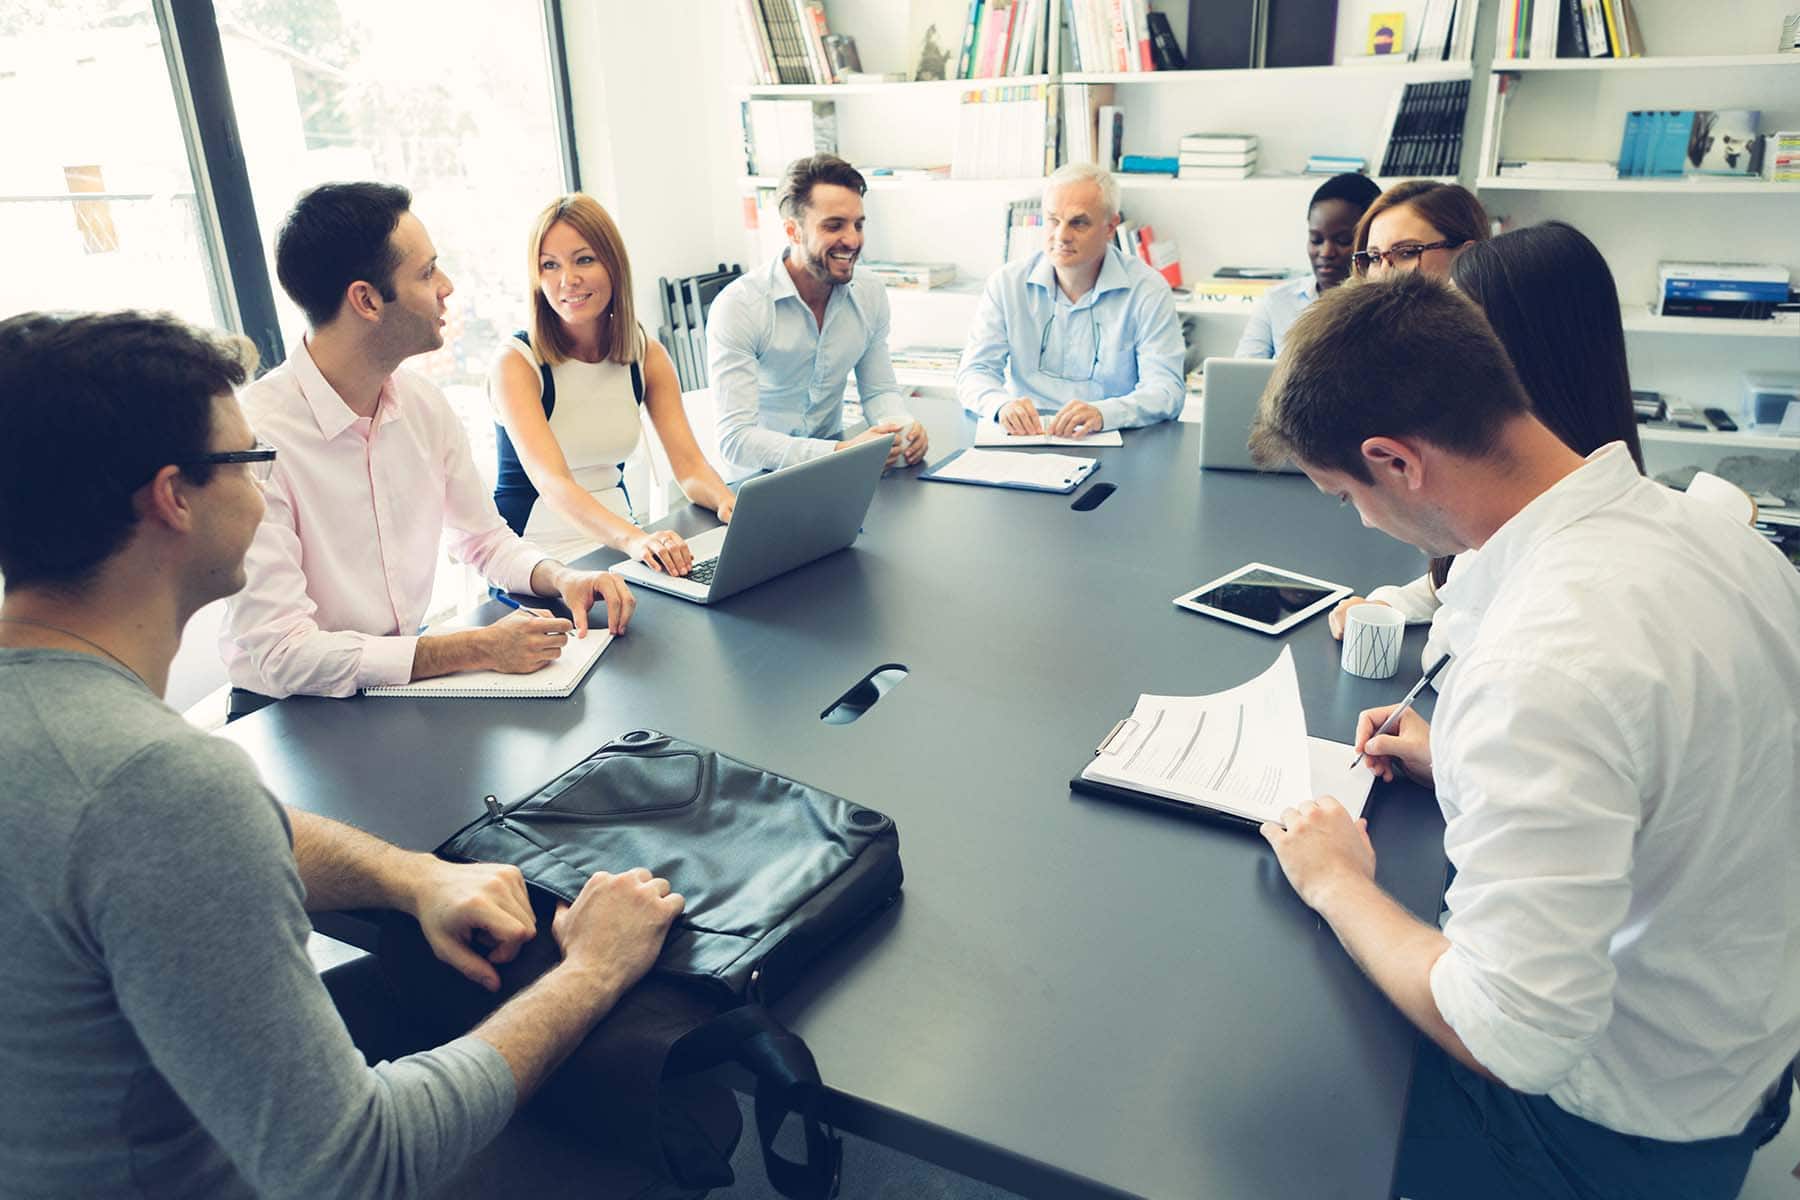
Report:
709,154,928,473
956,162,1184,437
1234,173,1381,358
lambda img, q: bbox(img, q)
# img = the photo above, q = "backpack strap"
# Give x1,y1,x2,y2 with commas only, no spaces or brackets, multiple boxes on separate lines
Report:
512,330,555,418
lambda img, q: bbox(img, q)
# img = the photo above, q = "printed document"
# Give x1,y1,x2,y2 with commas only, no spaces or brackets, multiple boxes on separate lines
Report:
1081,647,1374,823
931,449,1097,488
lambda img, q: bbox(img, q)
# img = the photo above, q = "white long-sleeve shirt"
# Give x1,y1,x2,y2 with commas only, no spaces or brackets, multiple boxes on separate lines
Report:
1425,442,1800,1141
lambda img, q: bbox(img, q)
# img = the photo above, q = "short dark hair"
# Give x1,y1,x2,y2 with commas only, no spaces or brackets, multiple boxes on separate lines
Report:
776,154,866,220
1309,173,1381,214
1451,221,1643,470
275,181,412,328
0,311,252,587
1249,273,1531,482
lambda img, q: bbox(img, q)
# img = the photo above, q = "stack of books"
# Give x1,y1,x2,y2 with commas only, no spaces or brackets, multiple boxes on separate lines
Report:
1377,80,1470,177
1305,154,1367,176
1658,262,1792,321
861,261,958,290
951,83,1055,179
1768,131,1800,183
1178,134,1258,181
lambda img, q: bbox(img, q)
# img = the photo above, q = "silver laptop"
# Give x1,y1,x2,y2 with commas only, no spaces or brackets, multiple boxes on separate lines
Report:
610,436,889,604
1198,357,1299,474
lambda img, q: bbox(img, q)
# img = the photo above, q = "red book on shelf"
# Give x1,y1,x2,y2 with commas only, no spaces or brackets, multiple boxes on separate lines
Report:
1135,224,1155,266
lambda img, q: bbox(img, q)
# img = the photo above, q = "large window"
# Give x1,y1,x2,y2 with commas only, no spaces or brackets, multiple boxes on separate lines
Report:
0,1,225,327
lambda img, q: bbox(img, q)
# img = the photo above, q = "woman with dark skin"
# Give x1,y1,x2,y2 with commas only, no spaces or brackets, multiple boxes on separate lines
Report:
1234,174,1383,358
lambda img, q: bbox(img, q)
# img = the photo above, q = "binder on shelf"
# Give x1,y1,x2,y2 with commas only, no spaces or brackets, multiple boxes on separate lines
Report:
657,265,745,393
1185,0,1259,69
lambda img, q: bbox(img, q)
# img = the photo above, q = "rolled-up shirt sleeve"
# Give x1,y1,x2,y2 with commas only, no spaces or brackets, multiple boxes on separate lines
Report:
1092,282,1184,432
1428,658,1640,1093
1367,573,1441,622
1233,293,1276,358
223,468,417,699
956,273,1016,420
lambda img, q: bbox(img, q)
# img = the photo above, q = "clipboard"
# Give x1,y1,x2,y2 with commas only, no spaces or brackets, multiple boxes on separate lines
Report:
919,448,1099,495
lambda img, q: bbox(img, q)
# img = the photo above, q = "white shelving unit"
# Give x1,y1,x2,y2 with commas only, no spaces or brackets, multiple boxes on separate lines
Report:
1478,176,1800,194
1496,52,1800,73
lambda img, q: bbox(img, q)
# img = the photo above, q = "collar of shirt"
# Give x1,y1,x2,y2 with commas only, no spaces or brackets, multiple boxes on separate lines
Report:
287,335,404,441
764,248,868,325
1025,246,1132,310
1437,441,1639,623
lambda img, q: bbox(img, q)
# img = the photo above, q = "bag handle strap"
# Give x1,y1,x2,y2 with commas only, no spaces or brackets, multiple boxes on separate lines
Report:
670,1004,842,1200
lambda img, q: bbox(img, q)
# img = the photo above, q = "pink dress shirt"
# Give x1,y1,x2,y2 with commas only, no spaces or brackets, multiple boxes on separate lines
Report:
221,337,547,698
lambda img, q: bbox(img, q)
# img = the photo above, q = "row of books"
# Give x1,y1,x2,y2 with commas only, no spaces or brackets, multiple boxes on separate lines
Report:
1061,83,1118,169
951,83,1057,179
739,99,836,178
956,0,1055,78
1377,80,1470,178
1003,197,1042,263
1405,0,1479,63
890,346,962,376
1618,110,1763,179
657,266,744,392
733,0,843,86
1063,0,1182,73
1496,0,1644,61
1114,221,1181,287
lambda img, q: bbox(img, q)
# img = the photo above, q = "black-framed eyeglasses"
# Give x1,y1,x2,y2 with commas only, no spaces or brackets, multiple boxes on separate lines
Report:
181,441,278,483
1038,307,1102,382
1352,240,1466,274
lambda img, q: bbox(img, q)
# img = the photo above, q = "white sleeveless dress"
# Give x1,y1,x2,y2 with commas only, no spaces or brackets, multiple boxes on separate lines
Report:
503,338,643,562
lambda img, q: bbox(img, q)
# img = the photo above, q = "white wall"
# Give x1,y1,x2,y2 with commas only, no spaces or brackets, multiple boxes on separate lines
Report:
560,0,747,333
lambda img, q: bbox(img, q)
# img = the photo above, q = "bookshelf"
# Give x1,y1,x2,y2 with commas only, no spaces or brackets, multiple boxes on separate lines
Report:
716,0,1800,432
1494,53,1800,73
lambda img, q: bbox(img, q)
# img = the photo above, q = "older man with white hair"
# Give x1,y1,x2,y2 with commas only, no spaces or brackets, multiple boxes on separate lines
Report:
955,162,1185,438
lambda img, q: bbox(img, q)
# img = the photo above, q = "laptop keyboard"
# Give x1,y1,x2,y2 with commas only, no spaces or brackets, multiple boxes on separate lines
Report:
688,557,720,585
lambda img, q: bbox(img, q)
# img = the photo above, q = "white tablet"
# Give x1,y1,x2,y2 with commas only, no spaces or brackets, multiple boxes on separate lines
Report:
1173,562,1352,635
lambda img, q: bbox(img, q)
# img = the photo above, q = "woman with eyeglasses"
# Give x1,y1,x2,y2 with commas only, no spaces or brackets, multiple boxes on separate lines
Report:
1351,180,1490,278
490,193,736,577
1329,220,1643,681
1235,173,1383,359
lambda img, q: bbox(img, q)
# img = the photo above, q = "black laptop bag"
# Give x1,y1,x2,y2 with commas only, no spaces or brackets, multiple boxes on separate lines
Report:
380,729,903,1198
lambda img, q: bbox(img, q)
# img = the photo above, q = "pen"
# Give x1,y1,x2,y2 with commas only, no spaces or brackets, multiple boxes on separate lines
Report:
492,592,523,612
1350,652,1454,769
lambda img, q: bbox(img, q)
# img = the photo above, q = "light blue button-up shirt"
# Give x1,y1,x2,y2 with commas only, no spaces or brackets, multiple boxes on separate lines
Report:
955,247,1185,430
708,251,914,472
1233,275,1317,359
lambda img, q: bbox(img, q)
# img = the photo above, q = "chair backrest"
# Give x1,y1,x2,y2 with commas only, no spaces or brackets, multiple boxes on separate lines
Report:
1686,470,1758,525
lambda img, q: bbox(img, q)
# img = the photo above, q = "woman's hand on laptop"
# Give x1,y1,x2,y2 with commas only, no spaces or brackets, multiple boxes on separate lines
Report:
630,528,693,576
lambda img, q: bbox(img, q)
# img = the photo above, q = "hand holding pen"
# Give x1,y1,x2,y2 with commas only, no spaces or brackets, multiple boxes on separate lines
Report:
1351,653,1452,786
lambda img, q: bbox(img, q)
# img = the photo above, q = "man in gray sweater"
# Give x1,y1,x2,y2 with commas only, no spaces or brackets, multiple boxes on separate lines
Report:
0,310,685,1197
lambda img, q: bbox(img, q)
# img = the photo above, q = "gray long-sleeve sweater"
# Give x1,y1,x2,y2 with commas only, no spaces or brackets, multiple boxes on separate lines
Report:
0,650,515,1198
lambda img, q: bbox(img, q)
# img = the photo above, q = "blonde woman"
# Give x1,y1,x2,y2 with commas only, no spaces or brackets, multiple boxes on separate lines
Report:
491,194,734,574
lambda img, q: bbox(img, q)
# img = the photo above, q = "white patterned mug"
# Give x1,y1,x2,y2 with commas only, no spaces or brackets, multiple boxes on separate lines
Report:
1340,603,1406,680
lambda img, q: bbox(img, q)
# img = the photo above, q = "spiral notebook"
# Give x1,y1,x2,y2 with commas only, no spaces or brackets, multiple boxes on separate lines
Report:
362,629,613,698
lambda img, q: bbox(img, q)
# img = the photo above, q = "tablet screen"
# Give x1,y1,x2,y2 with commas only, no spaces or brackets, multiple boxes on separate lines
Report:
1190,568,1340,625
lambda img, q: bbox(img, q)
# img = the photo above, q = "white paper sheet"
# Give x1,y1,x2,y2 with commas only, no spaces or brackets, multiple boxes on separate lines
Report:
974,425,1124,448
931,449,1097,489
1082,647,1373,824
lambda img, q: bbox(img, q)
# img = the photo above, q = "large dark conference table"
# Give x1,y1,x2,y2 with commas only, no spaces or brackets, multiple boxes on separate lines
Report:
223,392,1446,1199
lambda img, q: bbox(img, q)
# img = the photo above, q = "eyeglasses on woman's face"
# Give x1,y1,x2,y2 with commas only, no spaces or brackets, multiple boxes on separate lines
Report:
1352,240,1465,275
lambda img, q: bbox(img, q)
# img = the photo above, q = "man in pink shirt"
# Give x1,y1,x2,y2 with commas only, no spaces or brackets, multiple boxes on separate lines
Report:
223,183,635,706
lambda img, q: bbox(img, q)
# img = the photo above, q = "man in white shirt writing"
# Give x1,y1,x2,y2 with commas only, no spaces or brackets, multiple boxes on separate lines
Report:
1249,272,1797,1198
